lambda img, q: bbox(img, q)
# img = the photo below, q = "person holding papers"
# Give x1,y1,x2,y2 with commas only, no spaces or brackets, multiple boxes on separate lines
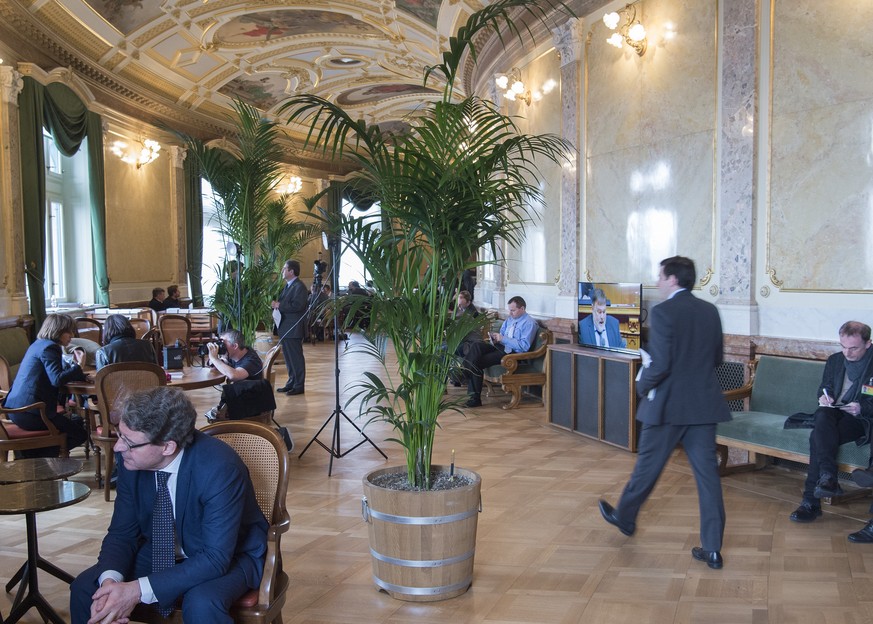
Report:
599,256,731,569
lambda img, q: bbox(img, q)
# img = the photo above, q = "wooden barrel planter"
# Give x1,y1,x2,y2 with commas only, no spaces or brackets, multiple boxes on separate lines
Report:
361,465,482,602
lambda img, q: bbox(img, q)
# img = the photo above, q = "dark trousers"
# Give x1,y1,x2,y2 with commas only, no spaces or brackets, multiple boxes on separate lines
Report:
614,422,725,552
280,336,305,391
463,341,505,396
802,406,865,503
11,410,87,458
70,551,252,624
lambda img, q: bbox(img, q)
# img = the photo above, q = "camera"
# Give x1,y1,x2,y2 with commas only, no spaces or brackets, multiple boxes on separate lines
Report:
313,252,328,290
197,340,226,358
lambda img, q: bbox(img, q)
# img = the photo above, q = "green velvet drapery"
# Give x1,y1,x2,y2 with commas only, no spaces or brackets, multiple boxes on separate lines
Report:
18,77,109,326
184,153,204,306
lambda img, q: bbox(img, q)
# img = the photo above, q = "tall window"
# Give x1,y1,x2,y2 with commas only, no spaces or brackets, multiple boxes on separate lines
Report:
338,198,380,288
42,129,93,306
200,178,227,300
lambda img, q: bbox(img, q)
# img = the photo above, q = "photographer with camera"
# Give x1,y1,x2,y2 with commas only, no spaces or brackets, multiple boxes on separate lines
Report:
204,330,263,422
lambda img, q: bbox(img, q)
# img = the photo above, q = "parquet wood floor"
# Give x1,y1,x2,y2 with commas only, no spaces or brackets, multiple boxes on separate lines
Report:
3,334,873,623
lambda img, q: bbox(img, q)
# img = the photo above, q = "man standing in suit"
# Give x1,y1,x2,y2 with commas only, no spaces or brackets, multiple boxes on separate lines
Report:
272,259,309,395
70,387,268,623
599,256,731,569
578,288,626,348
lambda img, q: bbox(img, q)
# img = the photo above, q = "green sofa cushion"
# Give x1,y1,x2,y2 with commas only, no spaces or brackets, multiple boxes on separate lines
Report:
719,412,870,468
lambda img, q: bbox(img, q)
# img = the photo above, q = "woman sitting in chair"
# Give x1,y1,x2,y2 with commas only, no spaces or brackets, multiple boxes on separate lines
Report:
3,313,88,457
95,314,157,369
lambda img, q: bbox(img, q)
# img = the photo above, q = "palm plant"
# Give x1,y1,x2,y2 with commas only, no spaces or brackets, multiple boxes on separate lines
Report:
279,0,573,489
182,100,315,346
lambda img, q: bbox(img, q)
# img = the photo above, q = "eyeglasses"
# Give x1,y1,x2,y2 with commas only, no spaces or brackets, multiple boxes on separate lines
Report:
117,432,153,451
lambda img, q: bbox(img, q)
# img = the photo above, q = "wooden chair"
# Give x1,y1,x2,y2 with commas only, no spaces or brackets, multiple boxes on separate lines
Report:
91,362,167,500
131,420,290,624
74,317,103,345
0,400,68,462
262,345,282,389
483,324,553,409
128,318,151,340
187,312,218,362
0,327,31,397
158,314,192,366
141,328,163,365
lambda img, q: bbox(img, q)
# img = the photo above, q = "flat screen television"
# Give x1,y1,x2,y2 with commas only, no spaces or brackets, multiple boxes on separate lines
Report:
577,282,643,353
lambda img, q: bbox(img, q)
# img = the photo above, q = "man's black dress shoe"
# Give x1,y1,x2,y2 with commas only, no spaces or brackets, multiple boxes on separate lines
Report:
287,388,304,395
789,501,822,523
852,468,873,488
598,500,635,536
814,473,843,498
848,520,873,543
464,395,482,408
276,384,293,393
691,546,723,569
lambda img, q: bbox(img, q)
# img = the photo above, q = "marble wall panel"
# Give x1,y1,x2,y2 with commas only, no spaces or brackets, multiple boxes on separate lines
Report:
505,51,563,285
587,130,714,283
769,0,873,291
773,0,873,115
585,0,717,285
105,150,175,284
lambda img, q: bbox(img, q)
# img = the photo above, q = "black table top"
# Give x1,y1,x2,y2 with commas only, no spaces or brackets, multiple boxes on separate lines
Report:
0,480,91,515
0,458,84,485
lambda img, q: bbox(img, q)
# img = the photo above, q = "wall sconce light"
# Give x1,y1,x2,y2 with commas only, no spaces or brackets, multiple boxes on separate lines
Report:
603,3,648,56
495,68,532,106
110,138,161,168
283,175,303,194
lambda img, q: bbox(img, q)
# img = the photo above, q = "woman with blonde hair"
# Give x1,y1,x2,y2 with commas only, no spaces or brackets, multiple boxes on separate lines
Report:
3,314,88,457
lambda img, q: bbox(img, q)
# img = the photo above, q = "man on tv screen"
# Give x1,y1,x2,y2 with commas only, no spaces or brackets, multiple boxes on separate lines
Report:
579,288,626,348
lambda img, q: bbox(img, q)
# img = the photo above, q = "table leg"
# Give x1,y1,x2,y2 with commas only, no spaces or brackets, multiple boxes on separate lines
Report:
3,512,70,624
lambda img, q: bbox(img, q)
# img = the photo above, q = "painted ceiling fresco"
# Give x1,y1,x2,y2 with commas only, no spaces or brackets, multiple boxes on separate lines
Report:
214,10,384,45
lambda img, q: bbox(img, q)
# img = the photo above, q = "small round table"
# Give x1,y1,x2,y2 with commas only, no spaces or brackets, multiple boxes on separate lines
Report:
0,457,83,485
0,478,90,624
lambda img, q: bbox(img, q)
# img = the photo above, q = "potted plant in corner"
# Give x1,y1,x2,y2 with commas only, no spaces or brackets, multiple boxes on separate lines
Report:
280,0,573,601
181,100,315,348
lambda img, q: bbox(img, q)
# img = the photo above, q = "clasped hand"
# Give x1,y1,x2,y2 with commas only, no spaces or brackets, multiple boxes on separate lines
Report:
88,579,140,624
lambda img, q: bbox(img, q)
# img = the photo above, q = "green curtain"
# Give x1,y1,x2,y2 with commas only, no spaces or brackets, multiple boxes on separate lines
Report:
18,77,110,325
184,154,204,306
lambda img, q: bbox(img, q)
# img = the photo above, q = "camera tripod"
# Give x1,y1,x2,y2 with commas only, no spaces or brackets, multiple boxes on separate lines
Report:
298,239,386,475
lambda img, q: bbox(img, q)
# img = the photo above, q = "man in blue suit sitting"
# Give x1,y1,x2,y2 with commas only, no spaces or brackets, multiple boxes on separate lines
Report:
70,387,268,623
578,288,626,348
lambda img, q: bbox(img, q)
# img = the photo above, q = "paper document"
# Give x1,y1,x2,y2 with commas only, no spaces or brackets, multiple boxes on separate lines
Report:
272,308,282,330
636,348,656,401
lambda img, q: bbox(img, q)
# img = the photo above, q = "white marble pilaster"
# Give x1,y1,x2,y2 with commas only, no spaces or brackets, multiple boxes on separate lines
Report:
168,145,188,289
552,18,584,303
717,0,756,309
0,66,28,316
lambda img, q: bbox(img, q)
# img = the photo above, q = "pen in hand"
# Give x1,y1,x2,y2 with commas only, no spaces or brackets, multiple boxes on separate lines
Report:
821,388,833,406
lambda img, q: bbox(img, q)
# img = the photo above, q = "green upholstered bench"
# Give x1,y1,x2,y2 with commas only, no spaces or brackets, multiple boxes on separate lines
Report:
716,355,870,475
483,325,553,410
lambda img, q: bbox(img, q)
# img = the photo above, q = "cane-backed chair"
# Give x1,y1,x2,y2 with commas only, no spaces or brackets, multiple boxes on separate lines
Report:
131,420,290,624
0,400,68,462
74,317,103,345
128,318,151,340
158,314,192,366
262,346,281,390
91,362,166,500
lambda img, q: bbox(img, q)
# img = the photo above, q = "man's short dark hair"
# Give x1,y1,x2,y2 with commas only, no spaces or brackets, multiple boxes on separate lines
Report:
840,321,872,342
284,260,301,276
508,296,527,309
152,287,165,298
590,288,608,306
660,256,696,290
102,314,135,344
167,285,179,298
220,329,246,350
121,387,196,449
458,290,472,303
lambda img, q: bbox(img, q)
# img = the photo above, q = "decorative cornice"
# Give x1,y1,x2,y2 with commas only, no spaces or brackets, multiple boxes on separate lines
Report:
0,66,23,104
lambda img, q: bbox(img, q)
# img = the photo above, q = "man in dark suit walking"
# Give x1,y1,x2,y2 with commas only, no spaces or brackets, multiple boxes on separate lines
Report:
272,259,309,395
70,387,268,623
599,256,731,569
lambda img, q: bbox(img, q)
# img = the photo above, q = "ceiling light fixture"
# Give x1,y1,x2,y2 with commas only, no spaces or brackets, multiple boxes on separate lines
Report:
110,138,161,168
603,3,648,56
494,68,532,106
